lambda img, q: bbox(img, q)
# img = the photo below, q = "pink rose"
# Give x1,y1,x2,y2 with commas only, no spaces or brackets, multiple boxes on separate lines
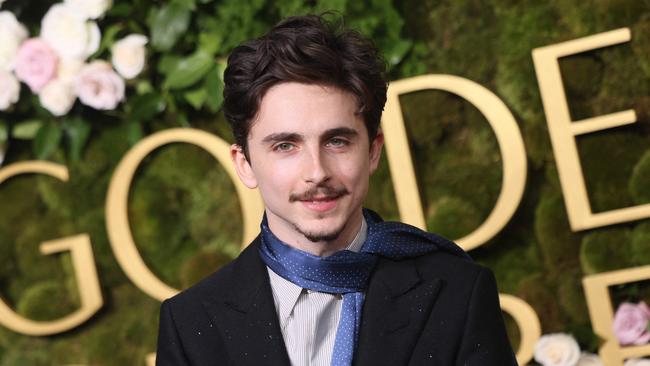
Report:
14,38,59,92
613,301,650,345
75,60,124,110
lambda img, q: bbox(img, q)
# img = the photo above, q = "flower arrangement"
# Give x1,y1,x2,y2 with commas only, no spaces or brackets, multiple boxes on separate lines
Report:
0,0,146,116
0,0,411,168
532,329,650,366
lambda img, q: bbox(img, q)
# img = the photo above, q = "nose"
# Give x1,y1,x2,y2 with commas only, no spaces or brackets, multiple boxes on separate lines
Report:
302,145,330,184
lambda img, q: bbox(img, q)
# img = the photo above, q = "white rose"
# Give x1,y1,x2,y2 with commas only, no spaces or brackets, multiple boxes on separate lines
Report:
39,79,76,116
57,58,84,83
41,4,101,60
86,21,101,56
0,69,20,110
625,359,650,366
76,60,125,110
0,11,28,71
534,333,581,366
111,34,148,79
64,0,112,19
577,352,603,366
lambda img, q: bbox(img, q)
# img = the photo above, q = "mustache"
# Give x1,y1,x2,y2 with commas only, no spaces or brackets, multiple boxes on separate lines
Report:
289,185,349,202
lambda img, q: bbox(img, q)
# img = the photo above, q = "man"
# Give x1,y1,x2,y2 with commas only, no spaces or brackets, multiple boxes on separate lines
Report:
156,14,517,366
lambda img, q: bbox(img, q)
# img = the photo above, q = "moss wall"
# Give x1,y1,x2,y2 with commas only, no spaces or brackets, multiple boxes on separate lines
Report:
1,0,650,364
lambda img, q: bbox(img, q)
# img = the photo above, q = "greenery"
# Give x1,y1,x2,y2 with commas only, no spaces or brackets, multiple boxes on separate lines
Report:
1,0,650,364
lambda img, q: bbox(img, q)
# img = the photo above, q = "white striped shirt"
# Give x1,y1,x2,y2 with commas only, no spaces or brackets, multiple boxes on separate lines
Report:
267,219,368,366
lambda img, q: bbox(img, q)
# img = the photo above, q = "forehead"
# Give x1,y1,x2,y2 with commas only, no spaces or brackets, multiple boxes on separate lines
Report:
248,82,364,140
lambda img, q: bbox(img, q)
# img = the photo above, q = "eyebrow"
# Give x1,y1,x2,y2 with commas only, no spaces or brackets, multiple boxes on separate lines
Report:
260,127,359,145
261,132,303,145
320,127,359,142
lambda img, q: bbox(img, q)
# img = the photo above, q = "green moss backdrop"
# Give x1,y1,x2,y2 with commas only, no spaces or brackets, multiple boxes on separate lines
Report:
1,0,650,364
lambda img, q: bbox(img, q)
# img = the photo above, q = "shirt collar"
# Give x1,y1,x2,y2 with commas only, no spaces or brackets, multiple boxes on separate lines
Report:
345,216,367,253
267,216,368,329
267,268,304,330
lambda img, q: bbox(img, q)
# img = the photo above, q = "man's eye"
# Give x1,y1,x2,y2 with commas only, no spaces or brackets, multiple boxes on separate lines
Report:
274,142,294,151
327,138,348,147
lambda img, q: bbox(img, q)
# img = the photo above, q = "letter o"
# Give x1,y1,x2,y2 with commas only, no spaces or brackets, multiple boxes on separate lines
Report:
106,128,263,301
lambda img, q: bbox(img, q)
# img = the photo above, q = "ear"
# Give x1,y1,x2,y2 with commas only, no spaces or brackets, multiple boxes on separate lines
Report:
369,129,384,174
230,144,258,189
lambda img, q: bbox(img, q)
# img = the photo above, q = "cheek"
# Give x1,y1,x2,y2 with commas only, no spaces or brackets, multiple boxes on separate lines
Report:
256,166,293,196
338,161,371,190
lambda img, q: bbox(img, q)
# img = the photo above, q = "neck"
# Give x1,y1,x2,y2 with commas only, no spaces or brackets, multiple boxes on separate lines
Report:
265,210,364,257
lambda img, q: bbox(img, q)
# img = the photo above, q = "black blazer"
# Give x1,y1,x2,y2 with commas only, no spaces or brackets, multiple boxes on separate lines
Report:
156,237,518,365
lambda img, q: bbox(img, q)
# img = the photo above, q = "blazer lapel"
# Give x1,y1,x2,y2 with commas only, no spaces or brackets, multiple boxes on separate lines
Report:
355,257,442,366
201,238,291,366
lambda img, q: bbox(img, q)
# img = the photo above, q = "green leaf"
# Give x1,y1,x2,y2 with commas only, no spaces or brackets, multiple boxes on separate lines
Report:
275,0,310,17
205,66,224,112
172,0,196,10
63,117,91,162
184,87,207,109
124,121,143,146
147,3,191,52
136,80,154,94
12,120,43,140
33,123,62,160
315,0,347,12
163,51,214,90
196,15,223,55
198,30,222,55
128,93,166,121
95,24,124,57
177,112,190,127
0,121,7,142
158,55,182,75
107,2,132,17
384,39,412,66
216,60,227,81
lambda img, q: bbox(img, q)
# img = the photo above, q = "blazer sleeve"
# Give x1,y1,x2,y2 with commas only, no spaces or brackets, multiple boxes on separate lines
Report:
156,299,191,366
454,267,519,366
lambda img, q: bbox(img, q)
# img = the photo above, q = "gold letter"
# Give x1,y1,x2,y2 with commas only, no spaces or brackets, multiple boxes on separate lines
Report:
105,128,264,301
583,266,650,365
532,28,649,231
382,75,527,251
499,294,542,365
0,162,103,336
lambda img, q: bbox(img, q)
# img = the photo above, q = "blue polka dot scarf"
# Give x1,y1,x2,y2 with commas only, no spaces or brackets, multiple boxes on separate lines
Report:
259,209,471,366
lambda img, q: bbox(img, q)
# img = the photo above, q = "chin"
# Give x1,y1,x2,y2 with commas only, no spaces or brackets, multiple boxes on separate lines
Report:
302,230,342,243
294,220,346,243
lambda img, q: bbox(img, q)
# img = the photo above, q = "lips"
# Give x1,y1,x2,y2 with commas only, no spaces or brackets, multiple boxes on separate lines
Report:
290,187,349,213
300,196,340,212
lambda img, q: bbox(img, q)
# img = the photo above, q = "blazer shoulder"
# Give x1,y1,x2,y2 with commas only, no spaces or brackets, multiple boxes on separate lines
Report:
415,248,487,282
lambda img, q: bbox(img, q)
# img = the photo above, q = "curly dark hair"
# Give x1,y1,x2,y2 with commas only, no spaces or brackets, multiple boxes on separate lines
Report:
222,14,388,157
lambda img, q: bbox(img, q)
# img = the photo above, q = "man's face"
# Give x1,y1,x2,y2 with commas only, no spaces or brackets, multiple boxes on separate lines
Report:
231,82,383,253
